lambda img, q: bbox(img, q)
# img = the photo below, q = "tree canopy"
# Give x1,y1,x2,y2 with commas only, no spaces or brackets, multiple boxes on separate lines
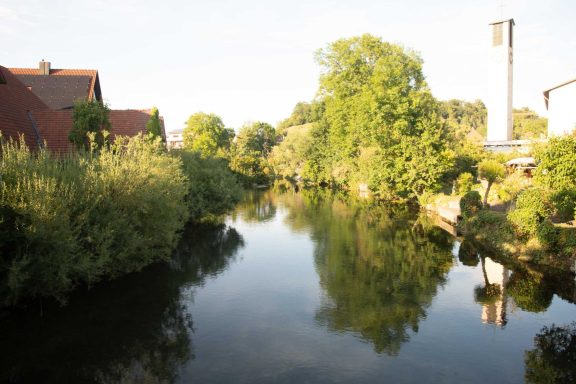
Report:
182,112,234,157
307,34,453,199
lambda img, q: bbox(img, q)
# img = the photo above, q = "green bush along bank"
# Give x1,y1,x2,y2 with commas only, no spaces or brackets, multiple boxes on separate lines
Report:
0,134,241,306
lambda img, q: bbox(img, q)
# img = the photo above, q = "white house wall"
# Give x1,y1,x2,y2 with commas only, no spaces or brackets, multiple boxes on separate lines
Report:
548,82,576,137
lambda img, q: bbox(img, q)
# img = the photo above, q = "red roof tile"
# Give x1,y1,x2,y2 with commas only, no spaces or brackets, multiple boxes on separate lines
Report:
28,109,161,154
29,109,74,154
0,66,48,149
8,67,102,108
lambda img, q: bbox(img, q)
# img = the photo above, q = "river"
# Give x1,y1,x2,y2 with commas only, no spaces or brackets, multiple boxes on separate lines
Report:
1,189,575,383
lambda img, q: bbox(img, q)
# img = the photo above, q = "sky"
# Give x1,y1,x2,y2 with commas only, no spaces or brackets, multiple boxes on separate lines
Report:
1,0,574,132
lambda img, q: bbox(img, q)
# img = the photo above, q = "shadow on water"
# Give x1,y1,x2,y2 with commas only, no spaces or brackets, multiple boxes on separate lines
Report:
0,223,244,384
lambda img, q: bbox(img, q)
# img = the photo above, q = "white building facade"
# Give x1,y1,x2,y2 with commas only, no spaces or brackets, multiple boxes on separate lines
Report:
544,79,576,137
166,130,184,149
487,19,515,142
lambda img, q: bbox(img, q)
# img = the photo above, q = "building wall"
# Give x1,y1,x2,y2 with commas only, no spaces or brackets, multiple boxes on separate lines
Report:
487,20,514,142
167,132,183,149
548,82,576,137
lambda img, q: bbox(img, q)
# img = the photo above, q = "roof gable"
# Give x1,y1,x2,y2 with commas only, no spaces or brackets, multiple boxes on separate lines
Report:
8,67,102,109
0,66,48,149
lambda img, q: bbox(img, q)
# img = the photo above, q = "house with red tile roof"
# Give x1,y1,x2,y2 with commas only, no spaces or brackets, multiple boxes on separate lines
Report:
0,61,165,153
8,60,102,109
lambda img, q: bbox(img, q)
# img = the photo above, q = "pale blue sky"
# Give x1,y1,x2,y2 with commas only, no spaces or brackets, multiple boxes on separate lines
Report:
2,0,574,132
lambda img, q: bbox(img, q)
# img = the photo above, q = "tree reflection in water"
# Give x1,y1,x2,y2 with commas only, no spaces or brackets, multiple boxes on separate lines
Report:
525,322,576,384
0,224,243,384
278,190,455,355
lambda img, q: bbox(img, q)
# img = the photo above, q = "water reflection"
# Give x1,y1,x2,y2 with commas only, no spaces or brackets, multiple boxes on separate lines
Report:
0,223,243,384
524,322,576,383
277,190,455,355
457,239,574,329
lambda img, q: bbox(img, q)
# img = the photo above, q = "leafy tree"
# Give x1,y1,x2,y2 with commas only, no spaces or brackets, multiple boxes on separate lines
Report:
276,99,325,136
69,99,111,149
313,34,453,199
439,99,487,140
235,121,276,157
229,121,275,184
477,159,505,206
268,124,314,180
182,112,233,157
146,107,163,138
513,107,547,140
534,136,576,192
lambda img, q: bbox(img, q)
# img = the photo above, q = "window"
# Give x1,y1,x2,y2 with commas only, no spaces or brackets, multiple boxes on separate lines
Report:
493,23,503,46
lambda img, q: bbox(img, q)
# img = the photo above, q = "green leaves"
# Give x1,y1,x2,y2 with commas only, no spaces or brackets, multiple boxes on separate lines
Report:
311,34,453,199
182,112,233,157
69,99,111,149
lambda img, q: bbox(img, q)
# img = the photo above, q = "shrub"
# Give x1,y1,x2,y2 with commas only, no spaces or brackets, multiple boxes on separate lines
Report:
460,190,483,218
456,172,474,195
177,150,242,223
0,134,241,306
535,219,559,249
551,188,576,222
534,135,576,191
508,188,554,237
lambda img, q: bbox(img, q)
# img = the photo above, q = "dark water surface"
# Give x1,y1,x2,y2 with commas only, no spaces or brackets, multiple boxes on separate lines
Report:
1,190,575,383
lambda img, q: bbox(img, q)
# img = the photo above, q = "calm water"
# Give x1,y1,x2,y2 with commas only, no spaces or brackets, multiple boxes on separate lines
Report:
1,190,575,383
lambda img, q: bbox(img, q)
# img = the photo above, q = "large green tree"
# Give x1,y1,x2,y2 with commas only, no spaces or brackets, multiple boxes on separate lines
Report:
313,34,453,199
182,112,233,157
230,121,276,183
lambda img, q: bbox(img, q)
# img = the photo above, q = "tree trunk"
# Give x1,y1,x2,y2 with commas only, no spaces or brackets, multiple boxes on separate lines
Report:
483,181,492,207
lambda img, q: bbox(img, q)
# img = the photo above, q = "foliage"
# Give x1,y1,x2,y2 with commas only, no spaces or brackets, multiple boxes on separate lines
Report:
460,190,483,218
146,107,163,138
268,124,314,180
508,188,554,238
535,219,559,249
0,135,242,306
524,322,576,384
0,134,189,305
456,172,474,195
276,100,325,136
439,99,487,139
229,121,275,184
513,107,548,140
177,150,242,223
182,112,234,157
478,159,505,206
551,189,576,222
534,135,576,192
311,34,453,199
69,99,111,149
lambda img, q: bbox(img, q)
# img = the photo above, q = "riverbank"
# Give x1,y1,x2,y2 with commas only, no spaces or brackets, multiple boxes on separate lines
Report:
0,135,241,307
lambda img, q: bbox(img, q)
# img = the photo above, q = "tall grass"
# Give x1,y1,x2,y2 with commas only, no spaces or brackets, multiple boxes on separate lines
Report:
0,134,240,306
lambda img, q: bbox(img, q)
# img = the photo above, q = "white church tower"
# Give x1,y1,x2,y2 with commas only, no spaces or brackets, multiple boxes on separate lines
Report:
487,19,515,142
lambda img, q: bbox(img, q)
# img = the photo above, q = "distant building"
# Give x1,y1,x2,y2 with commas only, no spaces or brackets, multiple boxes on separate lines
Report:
167,130,184,149
543,79,576,137
0,61,165,153
486,19,515,142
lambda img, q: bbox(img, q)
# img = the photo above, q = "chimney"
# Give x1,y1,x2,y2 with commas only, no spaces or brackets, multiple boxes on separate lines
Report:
39,60,51,75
